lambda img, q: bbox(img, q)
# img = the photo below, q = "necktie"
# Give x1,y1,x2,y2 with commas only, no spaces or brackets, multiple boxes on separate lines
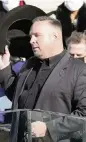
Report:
19,0,25,6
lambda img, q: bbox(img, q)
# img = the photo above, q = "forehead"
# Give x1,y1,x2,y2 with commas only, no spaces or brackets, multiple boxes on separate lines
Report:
69,43,86,53
30,21,54,34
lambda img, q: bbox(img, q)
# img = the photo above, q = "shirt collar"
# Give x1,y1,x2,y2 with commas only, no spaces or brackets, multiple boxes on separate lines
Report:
41,50,66,67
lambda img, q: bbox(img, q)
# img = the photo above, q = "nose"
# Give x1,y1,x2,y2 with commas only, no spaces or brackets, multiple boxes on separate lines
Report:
74,54,78,58
30,35,36,45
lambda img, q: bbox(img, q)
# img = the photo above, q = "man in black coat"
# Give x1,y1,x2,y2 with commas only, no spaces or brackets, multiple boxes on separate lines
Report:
56,0,86,48
0,16,86,142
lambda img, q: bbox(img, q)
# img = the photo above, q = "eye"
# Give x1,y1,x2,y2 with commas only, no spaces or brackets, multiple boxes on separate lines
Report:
34,33,42,37
70,53,74,57
76,54,82,57
29,33,42,38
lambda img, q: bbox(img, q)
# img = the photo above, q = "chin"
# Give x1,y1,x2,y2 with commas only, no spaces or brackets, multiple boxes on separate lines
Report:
34,52,40,57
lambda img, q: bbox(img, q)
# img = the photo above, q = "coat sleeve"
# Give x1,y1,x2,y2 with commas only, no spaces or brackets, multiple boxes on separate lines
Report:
0,65,17,101
46,67,86,141
0,58,33,101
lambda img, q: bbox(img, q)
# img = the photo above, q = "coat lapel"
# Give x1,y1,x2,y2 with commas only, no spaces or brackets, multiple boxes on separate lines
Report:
13,68,33,109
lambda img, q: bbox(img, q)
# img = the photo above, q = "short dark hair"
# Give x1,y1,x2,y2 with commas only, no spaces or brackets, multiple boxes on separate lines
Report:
66,31,86,47
32,16,62,30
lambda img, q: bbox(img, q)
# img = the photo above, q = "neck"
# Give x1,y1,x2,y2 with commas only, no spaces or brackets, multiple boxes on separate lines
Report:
42,49,64,59
50,44,64,57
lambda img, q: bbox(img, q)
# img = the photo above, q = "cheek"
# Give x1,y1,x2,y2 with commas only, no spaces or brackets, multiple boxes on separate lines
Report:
43,36,51,43
44,39,52,46
38,37,51,49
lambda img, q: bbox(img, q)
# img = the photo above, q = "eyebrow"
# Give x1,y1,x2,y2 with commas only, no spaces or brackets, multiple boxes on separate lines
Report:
29,32,42,36
76,54,82,56
70,53,82,56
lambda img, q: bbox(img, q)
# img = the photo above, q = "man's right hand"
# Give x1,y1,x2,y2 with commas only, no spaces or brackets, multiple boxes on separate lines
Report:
0,45,10,70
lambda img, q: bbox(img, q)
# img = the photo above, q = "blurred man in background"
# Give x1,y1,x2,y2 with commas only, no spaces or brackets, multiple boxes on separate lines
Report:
67,31,86,63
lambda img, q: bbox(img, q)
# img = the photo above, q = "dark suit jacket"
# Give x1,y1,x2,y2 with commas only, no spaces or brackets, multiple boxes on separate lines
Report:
1,52,86,142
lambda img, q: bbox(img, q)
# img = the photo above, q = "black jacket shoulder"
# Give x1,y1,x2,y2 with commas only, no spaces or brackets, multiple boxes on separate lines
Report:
20,56,39,73
70,56,86,74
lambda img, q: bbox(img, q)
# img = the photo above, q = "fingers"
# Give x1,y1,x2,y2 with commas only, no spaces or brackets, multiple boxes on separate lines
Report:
0,45,10,69
5,45,10,54
31,121,47,137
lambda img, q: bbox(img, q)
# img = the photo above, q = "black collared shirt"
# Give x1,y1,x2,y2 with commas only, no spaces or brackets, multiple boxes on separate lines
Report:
18,50,66,109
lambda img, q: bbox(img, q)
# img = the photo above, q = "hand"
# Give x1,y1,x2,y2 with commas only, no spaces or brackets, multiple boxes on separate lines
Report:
31,121,47,137
0,45,10,70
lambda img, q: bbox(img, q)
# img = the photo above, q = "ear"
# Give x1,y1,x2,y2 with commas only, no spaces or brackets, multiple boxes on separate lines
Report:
53,32,58,40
